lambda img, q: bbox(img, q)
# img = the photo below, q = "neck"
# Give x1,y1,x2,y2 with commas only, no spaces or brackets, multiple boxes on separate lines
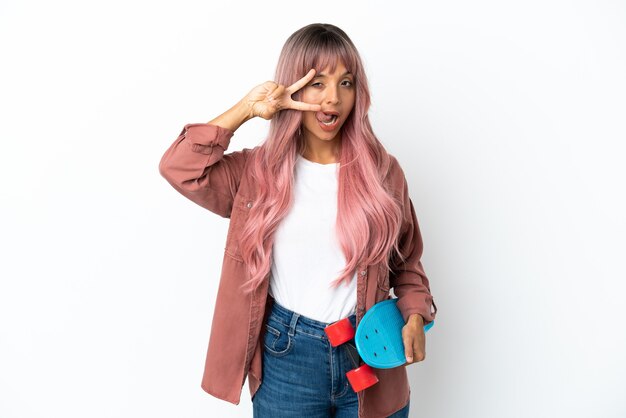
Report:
301,132,341,164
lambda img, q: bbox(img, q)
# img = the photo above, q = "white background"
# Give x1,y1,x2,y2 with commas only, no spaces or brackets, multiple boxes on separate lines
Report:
1,1,625,417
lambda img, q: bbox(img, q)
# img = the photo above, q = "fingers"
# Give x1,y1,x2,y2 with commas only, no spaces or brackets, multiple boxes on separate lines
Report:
413,338,425,362
261,69,321,114
403,326,426,364
286,68,317,94
266,84,284,102
403,334,414,363
287,100,321,112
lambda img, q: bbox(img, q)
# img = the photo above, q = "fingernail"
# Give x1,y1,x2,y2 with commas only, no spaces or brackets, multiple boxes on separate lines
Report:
406,356,412,362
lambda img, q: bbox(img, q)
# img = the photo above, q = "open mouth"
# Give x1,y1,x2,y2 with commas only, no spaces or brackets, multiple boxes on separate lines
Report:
316,111,340,131
321,115,338,125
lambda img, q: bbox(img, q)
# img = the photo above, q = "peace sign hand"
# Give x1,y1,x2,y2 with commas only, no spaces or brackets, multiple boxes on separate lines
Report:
243,69,322,120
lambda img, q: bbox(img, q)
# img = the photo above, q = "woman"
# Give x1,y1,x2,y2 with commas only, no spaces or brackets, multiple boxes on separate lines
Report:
159,23,437,418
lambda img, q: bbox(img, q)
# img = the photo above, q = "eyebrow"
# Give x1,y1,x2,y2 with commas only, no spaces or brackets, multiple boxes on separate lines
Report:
314,71,353,78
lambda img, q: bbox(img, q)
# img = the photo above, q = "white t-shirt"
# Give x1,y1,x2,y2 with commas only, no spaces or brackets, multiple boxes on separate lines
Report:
269,154,357,323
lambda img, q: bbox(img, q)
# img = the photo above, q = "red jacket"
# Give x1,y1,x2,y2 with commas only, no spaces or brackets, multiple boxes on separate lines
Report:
159,123,438,418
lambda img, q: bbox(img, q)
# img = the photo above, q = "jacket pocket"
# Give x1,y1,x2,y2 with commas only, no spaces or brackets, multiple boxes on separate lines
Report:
376,267,391,301
224,193,254,261
377,264,391,292
377,276,390,292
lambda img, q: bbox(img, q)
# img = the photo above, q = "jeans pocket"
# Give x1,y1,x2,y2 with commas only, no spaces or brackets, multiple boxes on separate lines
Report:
263,322,294,357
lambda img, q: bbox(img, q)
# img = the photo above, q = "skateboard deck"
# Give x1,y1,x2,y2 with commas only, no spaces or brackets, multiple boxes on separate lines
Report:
354,298,434,368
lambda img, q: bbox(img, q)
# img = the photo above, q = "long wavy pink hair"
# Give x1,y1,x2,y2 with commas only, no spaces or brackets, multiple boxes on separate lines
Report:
239,23,405,293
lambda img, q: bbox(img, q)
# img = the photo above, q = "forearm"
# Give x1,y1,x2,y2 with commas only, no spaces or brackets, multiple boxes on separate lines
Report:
208,99,254,132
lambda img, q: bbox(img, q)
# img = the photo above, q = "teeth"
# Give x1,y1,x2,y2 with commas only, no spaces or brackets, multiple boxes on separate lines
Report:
321,115,337,125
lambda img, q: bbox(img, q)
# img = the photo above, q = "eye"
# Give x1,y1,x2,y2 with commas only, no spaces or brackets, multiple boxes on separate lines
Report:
310,82,323,88
341,80,353,87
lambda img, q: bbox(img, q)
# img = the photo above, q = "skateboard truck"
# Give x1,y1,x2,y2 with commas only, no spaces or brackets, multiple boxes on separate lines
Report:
324,316,379,392
324,299,435,392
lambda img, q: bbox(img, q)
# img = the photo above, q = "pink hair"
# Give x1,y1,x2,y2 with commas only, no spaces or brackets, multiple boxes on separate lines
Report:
239,23,405,293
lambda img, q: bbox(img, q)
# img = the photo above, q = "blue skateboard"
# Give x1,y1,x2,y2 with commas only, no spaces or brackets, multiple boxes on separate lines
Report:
324,298,434,391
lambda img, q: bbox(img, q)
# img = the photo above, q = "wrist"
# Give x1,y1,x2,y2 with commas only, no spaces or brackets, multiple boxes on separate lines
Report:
408,313,424,323
235,98,255,122
208,99,254,132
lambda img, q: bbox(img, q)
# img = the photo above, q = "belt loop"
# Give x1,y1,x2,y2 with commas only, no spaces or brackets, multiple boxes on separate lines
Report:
288,311,299,337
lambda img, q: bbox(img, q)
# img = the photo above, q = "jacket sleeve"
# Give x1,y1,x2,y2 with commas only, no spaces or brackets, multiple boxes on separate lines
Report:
158,123,251,218
389,171,438,326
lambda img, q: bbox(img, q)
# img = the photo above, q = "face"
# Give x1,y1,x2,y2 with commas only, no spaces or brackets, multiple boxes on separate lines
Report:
300,60,356,144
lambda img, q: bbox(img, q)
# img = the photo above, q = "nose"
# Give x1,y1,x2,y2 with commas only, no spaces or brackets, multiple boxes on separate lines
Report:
325,85,340,105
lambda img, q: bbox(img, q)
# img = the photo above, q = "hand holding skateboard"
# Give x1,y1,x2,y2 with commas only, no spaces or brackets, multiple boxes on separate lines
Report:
324,298,434,392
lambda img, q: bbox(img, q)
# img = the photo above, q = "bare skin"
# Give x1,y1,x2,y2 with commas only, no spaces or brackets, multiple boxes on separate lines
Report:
403,313,426,364
207,69,321,131
299,60,355,164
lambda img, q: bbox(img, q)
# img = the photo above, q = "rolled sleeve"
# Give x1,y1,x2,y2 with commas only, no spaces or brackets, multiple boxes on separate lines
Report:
183,123,233,154
158,123,248,218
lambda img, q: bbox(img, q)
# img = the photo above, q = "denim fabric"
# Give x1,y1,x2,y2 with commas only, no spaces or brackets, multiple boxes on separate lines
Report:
252,300,410,418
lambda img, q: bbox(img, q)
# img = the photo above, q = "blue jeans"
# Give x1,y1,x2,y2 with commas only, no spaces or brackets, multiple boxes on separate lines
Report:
252,300,410,418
